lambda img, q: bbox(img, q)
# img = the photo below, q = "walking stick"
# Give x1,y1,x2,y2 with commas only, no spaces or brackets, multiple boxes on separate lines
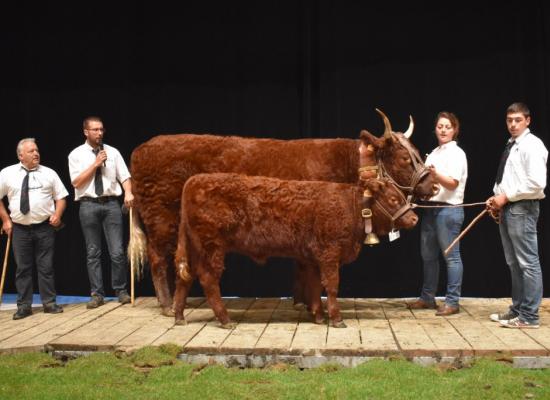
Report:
0,233,11,307
129,207,135,306
444,209,488,257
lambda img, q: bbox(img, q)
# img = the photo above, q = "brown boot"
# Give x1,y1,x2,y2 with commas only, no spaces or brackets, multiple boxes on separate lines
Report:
407,299,437,310
435,304,459,316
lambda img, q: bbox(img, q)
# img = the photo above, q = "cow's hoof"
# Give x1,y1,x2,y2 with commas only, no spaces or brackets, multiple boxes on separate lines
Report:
175,318,187,326
313,314,325,325
331,320,347,328
293,302,306,311
220,321,236,330
161,307,175,317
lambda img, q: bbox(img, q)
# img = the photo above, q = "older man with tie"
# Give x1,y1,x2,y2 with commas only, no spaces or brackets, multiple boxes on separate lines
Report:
487,102,548,329
0,138,68,320
68,116,134,309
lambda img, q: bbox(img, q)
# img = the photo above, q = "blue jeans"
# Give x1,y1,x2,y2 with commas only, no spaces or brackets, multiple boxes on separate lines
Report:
79,199,127,297
420,207,464,307
499,200,542,324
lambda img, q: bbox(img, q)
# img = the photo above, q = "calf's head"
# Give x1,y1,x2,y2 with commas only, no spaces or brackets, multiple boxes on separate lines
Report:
359,109,439,200
365,178,418,235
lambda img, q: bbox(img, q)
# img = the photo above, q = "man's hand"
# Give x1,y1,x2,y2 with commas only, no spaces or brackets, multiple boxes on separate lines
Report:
124,192,134,209
49,214,62,227
486,194,508,224
0,219,13,236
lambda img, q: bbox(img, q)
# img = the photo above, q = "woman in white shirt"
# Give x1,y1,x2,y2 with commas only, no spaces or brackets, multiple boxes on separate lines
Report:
408,112,468,316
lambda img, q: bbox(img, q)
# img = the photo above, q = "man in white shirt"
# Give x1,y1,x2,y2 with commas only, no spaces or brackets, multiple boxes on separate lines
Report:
487,102,548,329
68,116,134,309
0,138,68,320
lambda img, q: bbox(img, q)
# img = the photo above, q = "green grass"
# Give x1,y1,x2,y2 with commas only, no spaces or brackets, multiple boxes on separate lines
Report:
0,347,549,399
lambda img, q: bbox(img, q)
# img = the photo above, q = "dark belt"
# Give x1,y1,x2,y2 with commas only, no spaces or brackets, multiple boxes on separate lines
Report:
13,220,49,228
80,196,118,204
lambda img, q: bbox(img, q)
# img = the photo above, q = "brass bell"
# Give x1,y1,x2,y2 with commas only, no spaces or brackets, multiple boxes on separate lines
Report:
364,232,380,246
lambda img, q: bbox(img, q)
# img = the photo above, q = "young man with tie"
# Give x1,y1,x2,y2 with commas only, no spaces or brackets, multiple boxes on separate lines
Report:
487,102,548,329
0,138,67,319
68,116,134,309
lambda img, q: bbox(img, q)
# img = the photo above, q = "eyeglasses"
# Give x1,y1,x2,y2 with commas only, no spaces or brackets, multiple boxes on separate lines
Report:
86,128,106,133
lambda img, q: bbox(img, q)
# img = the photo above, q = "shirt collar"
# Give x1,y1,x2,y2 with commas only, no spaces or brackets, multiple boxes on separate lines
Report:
84,141,96,151
19,163,39,172
511,128,530,145
436,140,457,151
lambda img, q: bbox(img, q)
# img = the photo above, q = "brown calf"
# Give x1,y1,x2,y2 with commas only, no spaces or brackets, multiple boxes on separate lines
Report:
173,173,418,328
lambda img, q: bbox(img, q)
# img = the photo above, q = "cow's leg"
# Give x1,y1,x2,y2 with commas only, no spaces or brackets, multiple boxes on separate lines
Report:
148,241,175,317
198,252,233,329
173,271,194,325
319,258,345,328
292,261,307,310
307,266,325,324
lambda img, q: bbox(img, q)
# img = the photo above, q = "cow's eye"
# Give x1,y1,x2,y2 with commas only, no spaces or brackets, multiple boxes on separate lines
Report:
403,157,411,163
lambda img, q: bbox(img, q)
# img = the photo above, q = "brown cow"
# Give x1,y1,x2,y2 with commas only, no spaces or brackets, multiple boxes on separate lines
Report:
130,110,436,315
173,173,418,328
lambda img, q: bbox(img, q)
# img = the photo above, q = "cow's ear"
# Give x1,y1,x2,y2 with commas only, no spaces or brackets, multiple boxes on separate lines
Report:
360,130,384,149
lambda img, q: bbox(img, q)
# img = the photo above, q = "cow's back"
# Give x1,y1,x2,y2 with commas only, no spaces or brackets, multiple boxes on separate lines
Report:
131,134,359,252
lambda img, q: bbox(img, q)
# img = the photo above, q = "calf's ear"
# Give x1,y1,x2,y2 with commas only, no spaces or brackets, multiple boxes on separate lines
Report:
365,179,385,194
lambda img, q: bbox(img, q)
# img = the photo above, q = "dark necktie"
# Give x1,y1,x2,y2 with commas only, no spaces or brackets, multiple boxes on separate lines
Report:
495,140,515,184
93,148,104,196
20,168,30,214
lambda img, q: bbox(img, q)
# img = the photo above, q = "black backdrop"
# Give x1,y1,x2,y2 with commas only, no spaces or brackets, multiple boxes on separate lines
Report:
1,1,549,299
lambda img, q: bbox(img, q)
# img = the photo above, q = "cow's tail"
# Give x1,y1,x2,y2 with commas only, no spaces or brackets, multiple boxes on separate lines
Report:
128,207,147,280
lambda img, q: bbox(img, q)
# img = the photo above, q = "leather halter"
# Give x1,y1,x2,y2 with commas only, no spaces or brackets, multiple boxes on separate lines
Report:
377,133,431,198
370,182,413,230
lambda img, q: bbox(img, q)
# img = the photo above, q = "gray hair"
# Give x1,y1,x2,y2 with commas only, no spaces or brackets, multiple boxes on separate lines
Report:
16,138,37,156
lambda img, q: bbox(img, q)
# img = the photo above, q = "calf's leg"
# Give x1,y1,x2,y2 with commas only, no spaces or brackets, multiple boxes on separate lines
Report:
319,260,345,328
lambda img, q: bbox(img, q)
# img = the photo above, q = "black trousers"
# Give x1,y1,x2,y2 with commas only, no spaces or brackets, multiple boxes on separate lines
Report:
12,222,57,307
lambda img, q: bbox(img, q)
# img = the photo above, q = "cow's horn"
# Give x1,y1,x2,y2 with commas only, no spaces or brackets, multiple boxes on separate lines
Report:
403,115,414,139
375,108,392,139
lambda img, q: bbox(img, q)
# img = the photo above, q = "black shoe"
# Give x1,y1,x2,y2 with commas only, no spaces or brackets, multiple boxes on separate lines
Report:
13,306,32,320
86,295,105,309
43,303,63,314
117,290,131,305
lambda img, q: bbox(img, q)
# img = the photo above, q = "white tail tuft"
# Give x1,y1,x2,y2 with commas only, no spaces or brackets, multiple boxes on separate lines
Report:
128,207,147,280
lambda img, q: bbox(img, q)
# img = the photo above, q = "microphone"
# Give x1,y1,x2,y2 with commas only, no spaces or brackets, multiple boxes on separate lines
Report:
98,140,106,167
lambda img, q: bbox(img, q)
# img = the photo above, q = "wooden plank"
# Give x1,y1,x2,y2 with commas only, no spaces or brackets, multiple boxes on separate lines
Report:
389,319,437,357
358,319,399,354
477,320,547,356
417,319,474,356
152,301,214,347
116,315,176,350
355,298,385,319
183,298,254,353
0,304,98,351
220,298,279,352
381,299,415,320
448,318,509,355
255,299,300,354
325,299,361,355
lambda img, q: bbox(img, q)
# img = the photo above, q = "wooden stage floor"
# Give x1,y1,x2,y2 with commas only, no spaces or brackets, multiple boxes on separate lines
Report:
1,297,550,366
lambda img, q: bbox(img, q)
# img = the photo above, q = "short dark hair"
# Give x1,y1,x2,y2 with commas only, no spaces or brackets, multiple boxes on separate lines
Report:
435,111,460,140
83,116,103,130
506,102,530,118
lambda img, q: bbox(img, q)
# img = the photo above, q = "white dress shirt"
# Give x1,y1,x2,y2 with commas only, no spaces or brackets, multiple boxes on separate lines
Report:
0,163,68,225
68,142,131,201
425,141,468,205
493,129,548,201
